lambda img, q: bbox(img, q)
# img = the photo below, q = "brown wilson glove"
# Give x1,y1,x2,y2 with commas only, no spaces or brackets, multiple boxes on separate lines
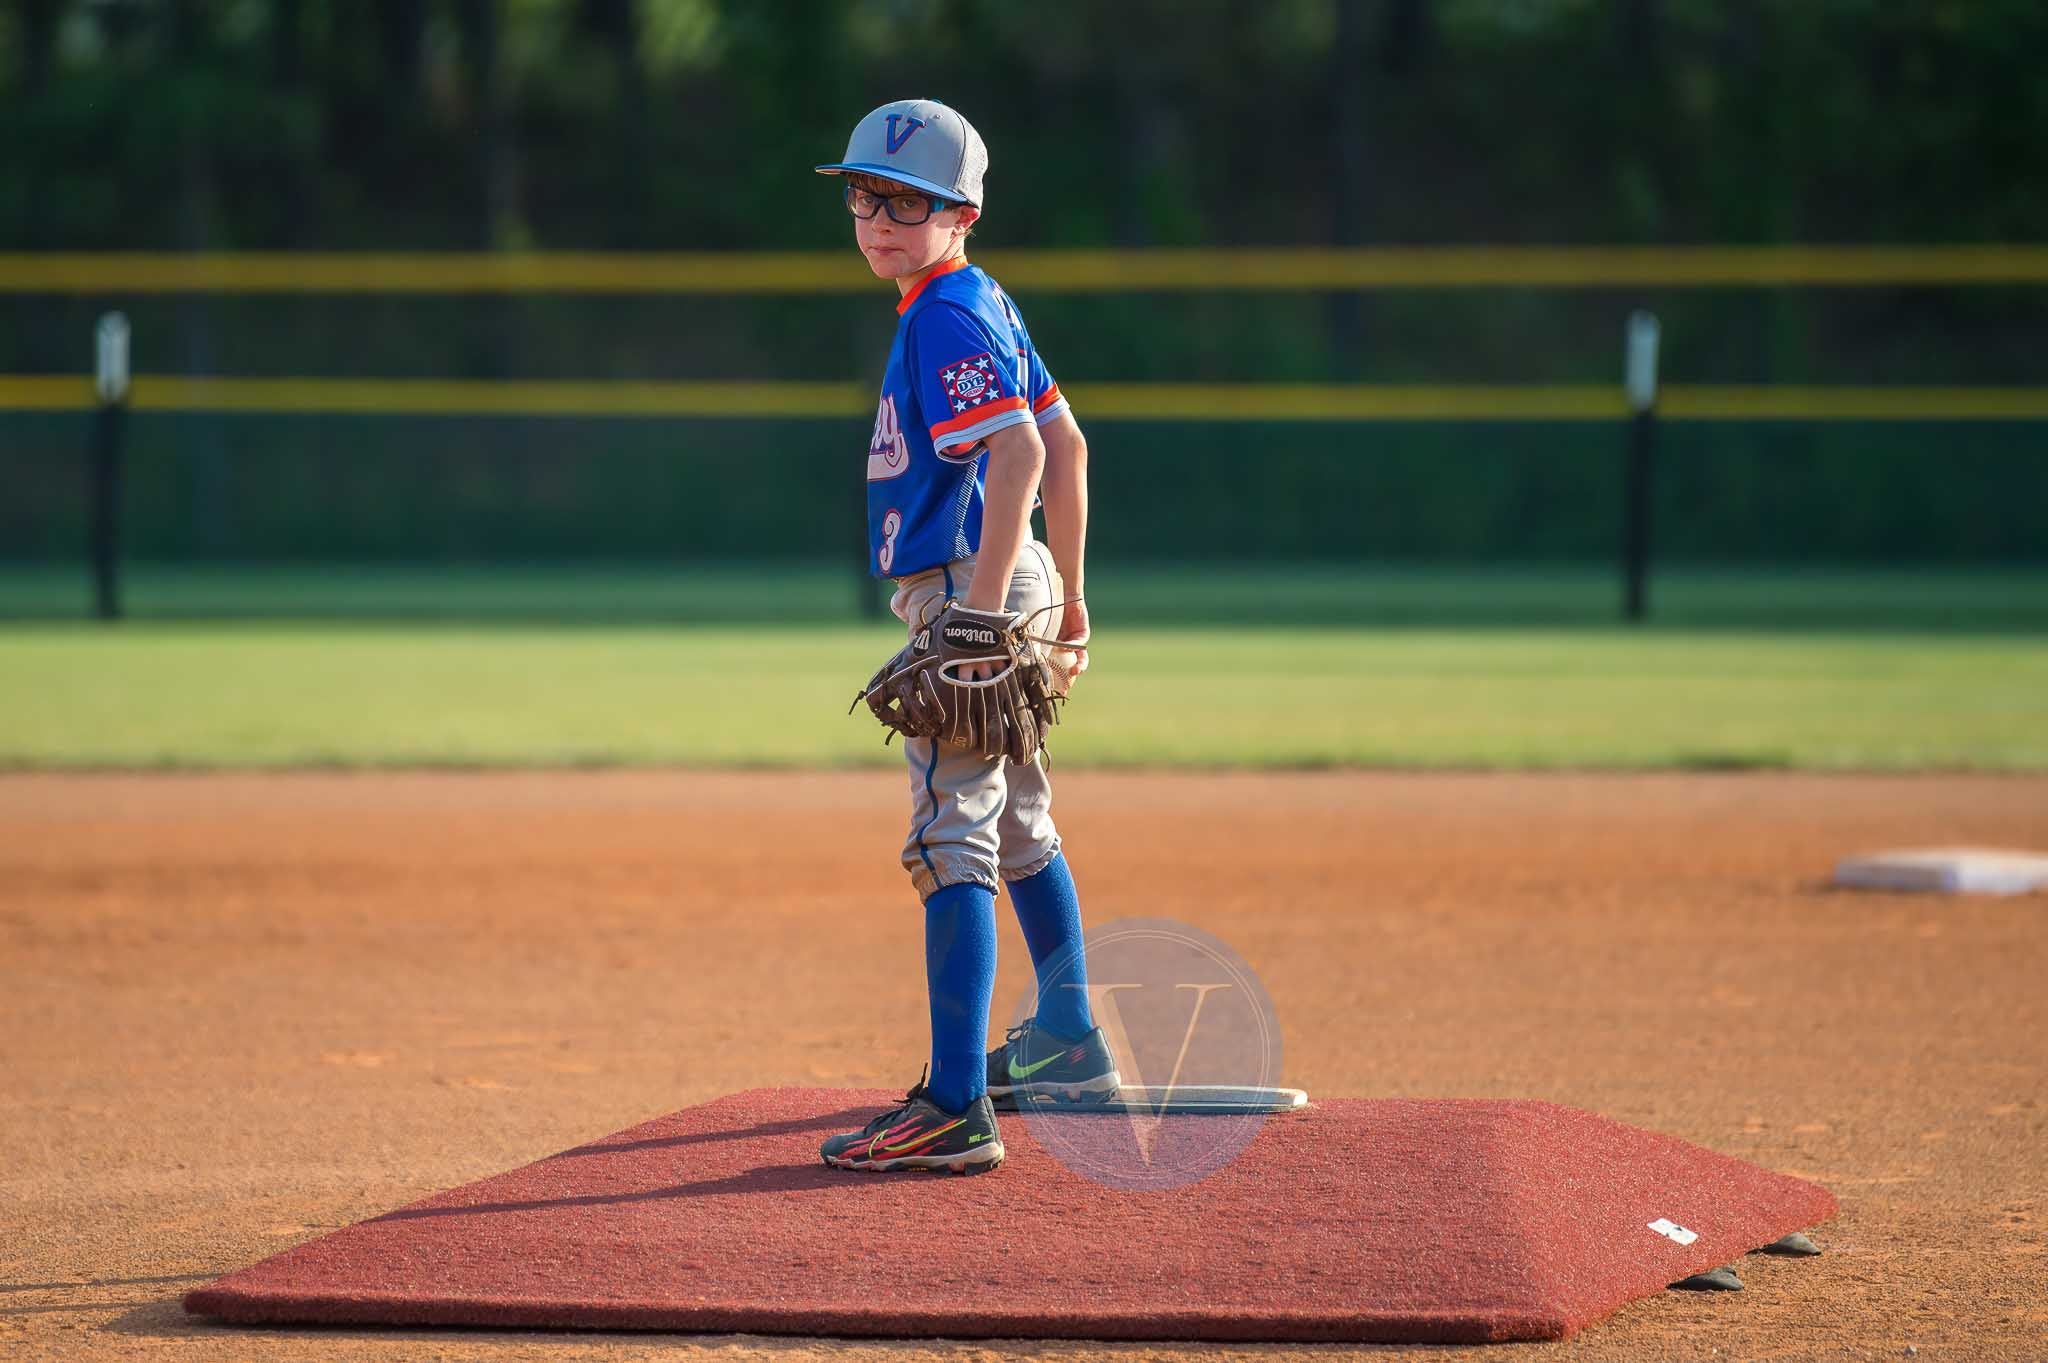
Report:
855,600,1063,765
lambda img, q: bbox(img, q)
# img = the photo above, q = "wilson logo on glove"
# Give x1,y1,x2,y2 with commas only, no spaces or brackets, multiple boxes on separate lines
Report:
945,624,999,647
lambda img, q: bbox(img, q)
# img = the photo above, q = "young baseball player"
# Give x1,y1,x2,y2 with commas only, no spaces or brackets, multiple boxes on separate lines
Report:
814,100,1118,1174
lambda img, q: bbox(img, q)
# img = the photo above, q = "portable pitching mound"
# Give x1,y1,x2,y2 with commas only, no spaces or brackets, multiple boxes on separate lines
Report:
184,1087,1833,1345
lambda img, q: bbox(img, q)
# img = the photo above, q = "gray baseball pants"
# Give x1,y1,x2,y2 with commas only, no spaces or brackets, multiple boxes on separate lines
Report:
888,540,1065,902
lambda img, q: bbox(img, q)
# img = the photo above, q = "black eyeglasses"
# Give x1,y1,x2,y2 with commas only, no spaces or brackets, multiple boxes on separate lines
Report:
844,184,958,226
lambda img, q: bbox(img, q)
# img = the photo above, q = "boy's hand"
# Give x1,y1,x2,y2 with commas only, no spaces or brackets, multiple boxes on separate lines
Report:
962,598,1085,687
1056,598,1091,683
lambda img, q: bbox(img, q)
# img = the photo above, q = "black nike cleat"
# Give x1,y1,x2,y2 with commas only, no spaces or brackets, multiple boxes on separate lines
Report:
985,1018,1121,1105
820,1073,1004,1175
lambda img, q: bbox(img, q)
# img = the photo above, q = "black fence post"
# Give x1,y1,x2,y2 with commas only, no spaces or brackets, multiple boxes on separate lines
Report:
92,312,132,622
1622,310,1660,623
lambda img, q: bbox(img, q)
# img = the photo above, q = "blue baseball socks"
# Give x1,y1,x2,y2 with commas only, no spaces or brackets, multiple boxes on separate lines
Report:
923,882,997,1115
1005,853,1095,1042
925,856,1096,1114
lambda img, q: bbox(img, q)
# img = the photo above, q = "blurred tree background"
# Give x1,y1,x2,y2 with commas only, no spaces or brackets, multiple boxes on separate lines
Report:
4,0,2044,252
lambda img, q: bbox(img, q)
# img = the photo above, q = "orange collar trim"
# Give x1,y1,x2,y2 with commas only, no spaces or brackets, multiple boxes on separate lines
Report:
896,256,971,314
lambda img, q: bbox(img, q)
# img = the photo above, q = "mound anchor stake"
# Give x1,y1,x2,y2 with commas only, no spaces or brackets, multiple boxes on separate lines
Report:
1753,1231,1821,1256
1670,1265,1744,1291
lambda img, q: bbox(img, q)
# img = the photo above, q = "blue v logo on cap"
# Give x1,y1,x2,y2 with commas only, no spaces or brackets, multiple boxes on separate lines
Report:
884,115,925,154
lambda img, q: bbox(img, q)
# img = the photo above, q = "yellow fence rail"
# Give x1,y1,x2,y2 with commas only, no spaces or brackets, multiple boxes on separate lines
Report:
4,246,2048,294
4,375,2046,421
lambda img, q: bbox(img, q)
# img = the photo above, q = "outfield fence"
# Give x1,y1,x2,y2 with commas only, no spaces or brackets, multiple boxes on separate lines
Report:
5,245,2048,292
7,374,2048,421
5,247,2044,621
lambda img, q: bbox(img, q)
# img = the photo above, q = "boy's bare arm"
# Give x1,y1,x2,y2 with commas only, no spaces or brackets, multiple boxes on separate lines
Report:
1036,410,1090,675
960,419,1046,614
1035,411,1087,602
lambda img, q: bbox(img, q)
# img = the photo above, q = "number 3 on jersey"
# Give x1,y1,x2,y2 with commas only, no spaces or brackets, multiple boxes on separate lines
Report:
877,508,903,574
868,394,909,481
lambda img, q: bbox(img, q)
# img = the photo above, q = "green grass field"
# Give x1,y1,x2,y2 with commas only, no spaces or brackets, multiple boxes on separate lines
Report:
3,621,2043,770
4,564,2042,770
5,562,2048,630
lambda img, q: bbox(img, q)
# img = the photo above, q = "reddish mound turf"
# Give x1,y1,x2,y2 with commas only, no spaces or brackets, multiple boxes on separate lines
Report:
184,1089,1833,1343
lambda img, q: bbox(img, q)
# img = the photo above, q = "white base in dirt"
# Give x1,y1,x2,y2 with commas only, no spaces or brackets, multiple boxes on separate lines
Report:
1834,847,2048,896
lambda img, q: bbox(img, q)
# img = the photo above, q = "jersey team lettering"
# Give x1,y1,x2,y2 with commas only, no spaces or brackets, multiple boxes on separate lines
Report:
938,353,1003,412
868,393,909,481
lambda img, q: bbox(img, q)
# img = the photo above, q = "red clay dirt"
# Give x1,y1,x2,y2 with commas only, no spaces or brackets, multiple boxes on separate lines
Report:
4,770,2046,1362
180,1089,1834,1342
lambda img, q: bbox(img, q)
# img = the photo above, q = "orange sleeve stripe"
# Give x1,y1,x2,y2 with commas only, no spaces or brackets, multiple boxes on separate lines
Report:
928,394,1028,439
1032,384,1064,414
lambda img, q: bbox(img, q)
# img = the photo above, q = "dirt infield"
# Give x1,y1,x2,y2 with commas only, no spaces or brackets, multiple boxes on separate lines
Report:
5,770,2045,1361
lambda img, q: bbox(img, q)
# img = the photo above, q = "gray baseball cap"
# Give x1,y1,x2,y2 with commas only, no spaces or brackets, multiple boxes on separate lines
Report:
815,99,988,207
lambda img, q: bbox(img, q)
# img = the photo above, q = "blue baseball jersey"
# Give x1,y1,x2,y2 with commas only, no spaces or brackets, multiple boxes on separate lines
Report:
865,257,1069,578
